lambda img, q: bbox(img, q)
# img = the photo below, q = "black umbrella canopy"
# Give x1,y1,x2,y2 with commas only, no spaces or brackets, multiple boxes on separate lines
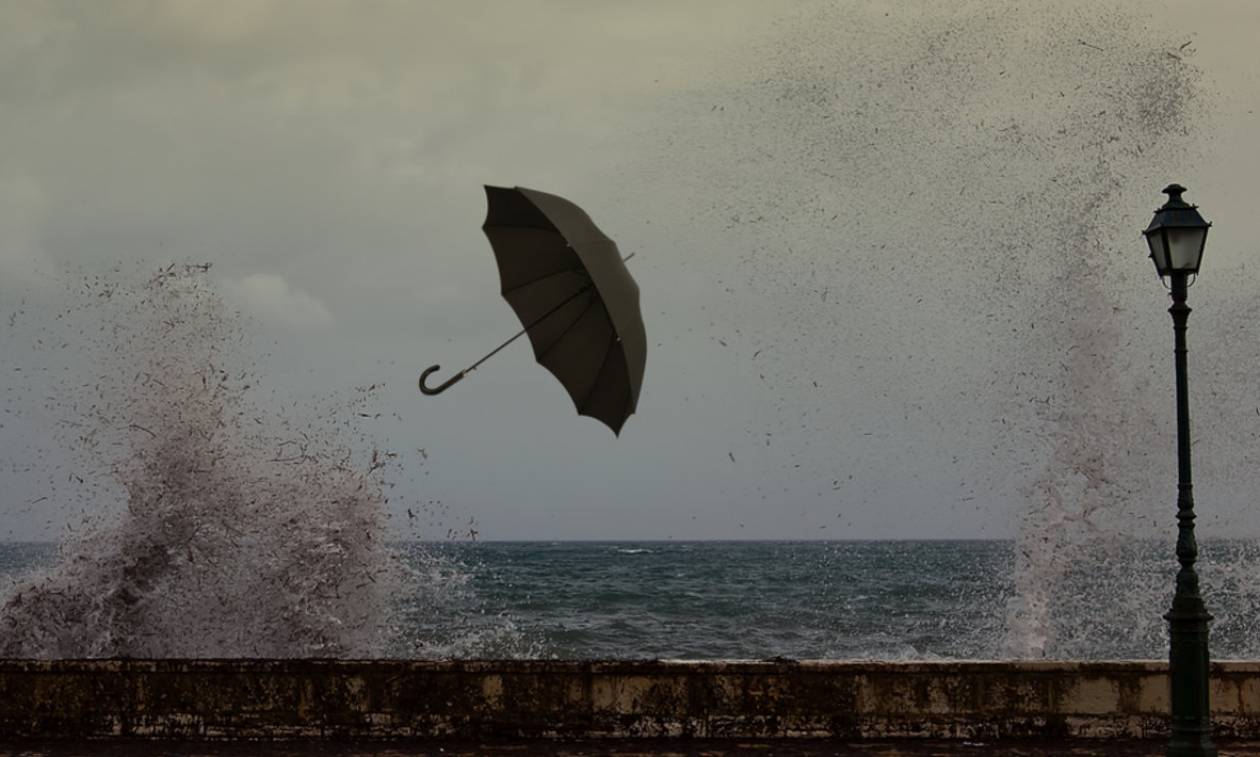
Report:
419,186,646,436
482,186,646,434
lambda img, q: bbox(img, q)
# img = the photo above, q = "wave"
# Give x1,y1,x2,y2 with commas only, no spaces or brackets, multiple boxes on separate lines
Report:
0,266,410,657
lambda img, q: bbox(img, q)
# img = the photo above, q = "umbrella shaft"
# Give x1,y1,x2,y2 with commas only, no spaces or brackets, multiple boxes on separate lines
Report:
469,253,634,373
466,282,596,374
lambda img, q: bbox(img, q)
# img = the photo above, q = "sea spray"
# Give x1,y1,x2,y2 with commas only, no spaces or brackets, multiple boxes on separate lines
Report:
0,265,412,657
642,0,1260,657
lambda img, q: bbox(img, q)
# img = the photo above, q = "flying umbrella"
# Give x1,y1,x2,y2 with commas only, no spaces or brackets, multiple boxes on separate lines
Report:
419,186,646,435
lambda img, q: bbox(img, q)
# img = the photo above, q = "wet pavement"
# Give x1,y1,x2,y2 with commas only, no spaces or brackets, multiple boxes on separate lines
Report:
3,741,1260,756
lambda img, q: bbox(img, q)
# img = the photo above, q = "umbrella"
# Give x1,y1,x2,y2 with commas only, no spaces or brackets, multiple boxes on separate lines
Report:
419,186,646,435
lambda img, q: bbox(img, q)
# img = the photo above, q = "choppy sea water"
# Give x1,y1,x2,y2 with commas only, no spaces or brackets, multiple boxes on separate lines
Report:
401,540,1012,660
6,539,1259,660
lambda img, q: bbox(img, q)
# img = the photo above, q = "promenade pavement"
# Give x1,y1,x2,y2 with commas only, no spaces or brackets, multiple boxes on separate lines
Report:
4,741,1260,756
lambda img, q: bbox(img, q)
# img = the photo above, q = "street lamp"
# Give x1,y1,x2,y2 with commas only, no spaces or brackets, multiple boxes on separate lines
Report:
1143,183,1215,757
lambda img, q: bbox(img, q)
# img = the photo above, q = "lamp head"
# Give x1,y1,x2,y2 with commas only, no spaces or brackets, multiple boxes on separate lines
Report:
1143,184,1210,278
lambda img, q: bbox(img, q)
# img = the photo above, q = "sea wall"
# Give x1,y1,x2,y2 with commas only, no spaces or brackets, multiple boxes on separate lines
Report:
2,660,1259,741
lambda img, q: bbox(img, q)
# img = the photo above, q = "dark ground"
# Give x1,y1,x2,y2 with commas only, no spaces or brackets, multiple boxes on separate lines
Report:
3,741,1260,756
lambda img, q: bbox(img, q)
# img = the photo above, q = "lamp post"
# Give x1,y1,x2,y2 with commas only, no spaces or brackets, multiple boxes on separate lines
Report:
1143,183,1215,757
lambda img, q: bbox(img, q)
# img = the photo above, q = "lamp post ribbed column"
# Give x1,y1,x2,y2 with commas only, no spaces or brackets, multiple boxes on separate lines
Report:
1163,271,1215,757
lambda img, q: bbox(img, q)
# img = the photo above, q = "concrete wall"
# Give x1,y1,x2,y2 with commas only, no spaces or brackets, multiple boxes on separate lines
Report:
1,659,1259,740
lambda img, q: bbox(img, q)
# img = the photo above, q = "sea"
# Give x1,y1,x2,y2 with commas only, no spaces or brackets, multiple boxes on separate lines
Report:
6,539,1258,661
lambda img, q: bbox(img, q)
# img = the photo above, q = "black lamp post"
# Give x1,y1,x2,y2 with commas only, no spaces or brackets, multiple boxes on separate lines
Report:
1143,183,1215,757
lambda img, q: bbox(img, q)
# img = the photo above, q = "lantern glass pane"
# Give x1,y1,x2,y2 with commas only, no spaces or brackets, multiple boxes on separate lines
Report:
1146,229,1170,274
1167,227,1206,272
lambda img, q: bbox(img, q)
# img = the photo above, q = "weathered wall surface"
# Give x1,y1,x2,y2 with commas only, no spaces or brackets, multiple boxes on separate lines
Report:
1,660,1259,741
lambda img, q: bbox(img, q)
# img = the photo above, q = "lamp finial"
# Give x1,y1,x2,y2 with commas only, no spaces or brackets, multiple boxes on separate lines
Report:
1162,184,1189,207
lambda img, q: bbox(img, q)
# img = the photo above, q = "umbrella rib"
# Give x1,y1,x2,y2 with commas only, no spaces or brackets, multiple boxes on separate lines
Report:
578,332,617,413
502,251,636,296
617,391,633,433
502,266,580,296
537,293,599,362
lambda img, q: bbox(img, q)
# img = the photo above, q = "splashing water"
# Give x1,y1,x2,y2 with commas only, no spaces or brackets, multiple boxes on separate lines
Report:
645,0,1260,658
0,265,415,657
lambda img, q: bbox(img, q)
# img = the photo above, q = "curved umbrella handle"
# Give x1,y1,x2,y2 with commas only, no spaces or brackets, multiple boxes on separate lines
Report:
419,365,467,396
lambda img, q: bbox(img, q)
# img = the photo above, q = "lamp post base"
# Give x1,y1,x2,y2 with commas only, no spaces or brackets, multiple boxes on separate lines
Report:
1168,736,1217,757
1167,606,1216,757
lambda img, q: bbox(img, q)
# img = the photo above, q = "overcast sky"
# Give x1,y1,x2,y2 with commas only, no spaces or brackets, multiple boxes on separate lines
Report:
2,1,1259,542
